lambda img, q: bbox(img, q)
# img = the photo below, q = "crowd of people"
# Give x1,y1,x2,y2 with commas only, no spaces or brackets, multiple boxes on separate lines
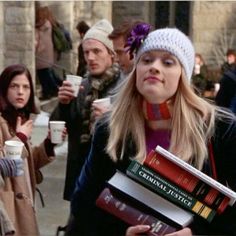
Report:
0,6,236,236
191,49,236,114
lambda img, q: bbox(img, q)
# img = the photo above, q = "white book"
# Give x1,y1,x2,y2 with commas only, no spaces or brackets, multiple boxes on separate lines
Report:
155,145,236,206
107,171,193,228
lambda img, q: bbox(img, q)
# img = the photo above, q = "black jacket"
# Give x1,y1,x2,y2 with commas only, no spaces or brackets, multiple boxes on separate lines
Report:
215,69,236,113
50,70,121,201
69,117,236,235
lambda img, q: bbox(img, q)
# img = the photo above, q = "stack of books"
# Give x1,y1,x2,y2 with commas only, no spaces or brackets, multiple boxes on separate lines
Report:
96,145,236,236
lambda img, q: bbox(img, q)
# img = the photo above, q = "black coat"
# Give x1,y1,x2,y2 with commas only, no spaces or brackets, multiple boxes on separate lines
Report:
70,117,236,235
50,71,121,201
215,69,236,113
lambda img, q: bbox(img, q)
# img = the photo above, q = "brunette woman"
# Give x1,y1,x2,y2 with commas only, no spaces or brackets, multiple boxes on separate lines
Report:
0,64,59,236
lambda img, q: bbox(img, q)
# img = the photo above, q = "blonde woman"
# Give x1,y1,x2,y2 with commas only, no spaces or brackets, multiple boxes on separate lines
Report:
67,26,236,236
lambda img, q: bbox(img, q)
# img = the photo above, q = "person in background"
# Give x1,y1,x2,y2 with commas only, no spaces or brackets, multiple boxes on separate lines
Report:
66,26,236,236
215,65,236,114
76,21,90,77
0,64,65,236
50,19,121,203
35,6,62,100
221,48,236,74
191,53,208,96
108,19,148,77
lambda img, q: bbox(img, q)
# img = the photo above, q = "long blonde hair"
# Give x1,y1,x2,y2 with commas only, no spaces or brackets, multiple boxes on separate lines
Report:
106,67,234,170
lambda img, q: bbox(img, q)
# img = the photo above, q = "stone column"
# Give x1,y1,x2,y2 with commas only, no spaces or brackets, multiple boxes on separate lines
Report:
0,2,4,71
3,2,35,79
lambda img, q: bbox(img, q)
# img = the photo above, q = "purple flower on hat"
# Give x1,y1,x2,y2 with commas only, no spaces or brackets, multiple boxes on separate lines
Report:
125,23,152,60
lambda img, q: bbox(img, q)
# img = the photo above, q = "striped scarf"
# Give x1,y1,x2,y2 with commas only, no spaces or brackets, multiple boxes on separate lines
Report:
80,64,120,143
142,100,171,120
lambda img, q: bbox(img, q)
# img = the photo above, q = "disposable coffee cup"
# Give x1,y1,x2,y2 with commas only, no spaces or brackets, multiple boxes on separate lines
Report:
93,97,111,110
4,140,24,160
49,121,66,144
30,113,37,123
66,75,82,97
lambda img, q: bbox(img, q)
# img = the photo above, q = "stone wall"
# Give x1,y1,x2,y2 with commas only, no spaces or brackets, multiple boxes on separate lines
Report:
112,1,155,27
1,1,236,85
0,1,112,88
0,2,4,71
39,1,112,77
192,1,236,69
112,1,236,72
0,2,35,79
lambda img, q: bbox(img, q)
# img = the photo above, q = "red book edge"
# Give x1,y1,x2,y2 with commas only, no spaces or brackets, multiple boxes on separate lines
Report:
144,150,230,214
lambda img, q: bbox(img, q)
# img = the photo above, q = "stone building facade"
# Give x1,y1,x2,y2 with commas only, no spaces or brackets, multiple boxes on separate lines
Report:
38,1,112,79
113,1,236,70
0,1,236,85
0,2,35,76
192,1,236,68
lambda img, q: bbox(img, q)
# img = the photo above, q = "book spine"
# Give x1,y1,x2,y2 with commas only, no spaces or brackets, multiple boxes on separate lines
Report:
96,187,177,236
127,161,216,222
145,150,230,214
108,171,194,227
155,146,236,205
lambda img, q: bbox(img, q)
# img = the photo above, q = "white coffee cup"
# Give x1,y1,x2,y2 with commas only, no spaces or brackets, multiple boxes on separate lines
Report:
30,113,37,123
66,75,82,97
93,97,111,110
49,121,66,144
4,140,24,160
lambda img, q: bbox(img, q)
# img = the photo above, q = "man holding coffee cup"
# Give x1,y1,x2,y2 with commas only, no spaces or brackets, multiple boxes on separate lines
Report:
50,19,122,202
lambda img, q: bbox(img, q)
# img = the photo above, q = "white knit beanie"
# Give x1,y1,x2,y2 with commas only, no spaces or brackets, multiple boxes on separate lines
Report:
136,28,195,81
83,19,114,54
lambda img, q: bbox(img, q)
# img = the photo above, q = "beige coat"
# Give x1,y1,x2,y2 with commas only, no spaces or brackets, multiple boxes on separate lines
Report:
35,19,55,69
0,200,15,235
0,115,55,236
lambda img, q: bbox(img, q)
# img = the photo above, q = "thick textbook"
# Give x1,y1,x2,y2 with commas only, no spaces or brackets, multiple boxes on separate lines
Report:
147,146,236,213
144,149,230,214
155,146,236,205
127,160,216,222
107,171,193,228
96,187,177,236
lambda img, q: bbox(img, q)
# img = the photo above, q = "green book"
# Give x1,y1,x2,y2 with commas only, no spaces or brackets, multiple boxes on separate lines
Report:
126,160,217,222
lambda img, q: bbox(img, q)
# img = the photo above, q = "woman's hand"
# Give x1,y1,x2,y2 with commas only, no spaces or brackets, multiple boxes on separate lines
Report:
16,116,33,139
165,228,192,236
125,226,192,236
91,103,110,120
126,225,150,236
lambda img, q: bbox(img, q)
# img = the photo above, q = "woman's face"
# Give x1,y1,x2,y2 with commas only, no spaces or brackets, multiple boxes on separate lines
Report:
7,73,31,109
136,50,182,103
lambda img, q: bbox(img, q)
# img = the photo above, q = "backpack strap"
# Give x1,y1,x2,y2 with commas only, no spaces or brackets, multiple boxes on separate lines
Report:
208,141,218,180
